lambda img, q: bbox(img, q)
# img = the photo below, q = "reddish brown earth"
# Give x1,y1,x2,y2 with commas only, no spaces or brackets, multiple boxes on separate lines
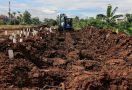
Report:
0,27,132,90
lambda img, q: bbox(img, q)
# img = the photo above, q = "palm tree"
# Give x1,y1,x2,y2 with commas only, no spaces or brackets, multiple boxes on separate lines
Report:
97,4,123,23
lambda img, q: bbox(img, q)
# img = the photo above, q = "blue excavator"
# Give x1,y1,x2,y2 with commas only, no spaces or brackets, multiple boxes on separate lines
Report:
58,14,73,31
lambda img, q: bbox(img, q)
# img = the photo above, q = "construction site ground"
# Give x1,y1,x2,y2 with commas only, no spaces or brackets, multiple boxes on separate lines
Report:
0,27,132,90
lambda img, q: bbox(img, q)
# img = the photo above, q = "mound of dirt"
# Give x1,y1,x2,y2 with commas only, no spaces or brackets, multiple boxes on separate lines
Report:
0,27,132,90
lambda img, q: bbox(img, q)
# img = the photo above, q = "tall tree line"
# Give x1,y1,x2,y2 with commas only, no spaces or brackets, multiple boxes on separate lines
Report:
0,11,41,25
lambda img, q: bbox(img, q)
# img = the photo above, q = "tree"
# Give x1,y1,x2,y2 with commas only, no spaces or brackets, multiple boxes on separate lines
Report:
17,11,23,24
43,18,57,26
31,17,41,25
12,12,18,24
74,16,80,22
97,4,123,24
23,10,31,25
0,15,9,24
12,12,16,18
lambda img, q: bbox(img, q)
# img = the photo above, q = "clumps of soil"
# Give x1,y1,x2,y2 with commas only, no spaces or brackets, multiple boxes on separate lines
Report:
0,26,132,90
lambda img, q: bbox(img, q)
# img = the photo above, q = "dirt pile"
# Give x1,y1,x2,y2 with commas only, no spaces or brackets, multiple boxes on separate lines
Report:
0,27,132,90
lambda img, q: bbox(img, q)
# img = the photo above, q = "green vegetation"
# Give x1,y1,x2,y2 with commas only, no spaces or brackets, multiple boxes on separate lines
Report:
0,4,132,35
43,18,57,26
73,4,132,35
97,4,123,24
0,10,42,25
0,10,57,26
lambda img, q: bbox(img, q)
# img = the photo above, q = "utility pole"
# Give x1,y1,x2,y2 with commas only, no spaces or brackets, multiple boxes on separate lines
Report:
9,1,11,19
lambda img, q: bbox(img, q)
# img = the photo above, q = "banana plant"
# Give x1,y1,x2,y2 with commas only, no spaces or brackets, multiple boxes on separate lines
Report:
97,4,123,24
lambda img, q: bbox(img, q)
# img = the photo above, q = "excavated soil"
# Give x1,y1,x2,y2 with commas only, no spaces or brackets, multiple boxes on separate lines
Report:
0,27,132,90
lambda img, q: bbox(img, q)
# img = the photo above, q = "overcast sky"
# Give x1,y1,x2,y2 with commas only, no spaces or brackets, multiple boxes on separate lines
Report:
0,0,132,20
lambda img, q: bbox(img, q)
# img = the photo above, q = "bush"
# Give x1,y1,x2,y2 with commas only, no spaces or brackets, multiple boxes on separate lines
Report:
0,20,5,25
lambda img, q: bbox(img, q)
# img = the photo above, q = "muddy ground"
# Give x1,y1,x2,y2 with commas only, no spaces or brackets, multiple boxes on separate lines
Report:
0,27,132,90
